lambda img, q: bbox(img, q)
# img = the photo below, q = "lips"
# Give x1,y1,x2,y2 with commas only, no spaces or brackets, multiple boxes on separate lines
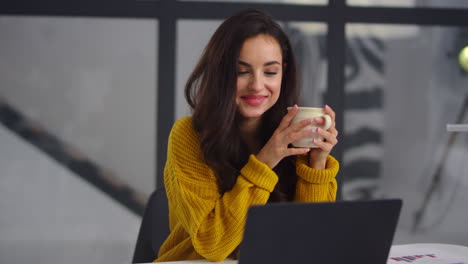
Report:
240,94,267,106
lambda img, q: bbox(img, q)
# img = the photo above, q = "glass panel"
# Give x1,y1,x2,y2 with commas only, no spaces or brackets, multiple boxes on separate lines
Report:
344,23,468,245
0,15,157,263
286,22,328,107
0,16,157,196
176,20,327,118
180,0,327,5
176,20,222,119
347,0,468,9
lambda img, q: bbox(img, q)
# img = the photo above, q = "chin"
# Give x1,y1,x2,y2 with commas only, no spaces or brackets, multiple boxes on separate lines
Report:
239,108,265,119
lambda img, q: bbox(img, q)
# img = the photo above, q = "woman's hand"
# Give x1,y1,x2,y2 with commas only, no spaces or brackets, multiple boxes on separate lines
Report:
308,104,338,169
256,105,313,168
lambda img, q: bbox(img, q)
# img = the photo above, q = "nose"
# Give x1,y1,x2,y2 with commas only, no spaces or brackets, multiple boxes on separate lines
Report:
249,72,263,92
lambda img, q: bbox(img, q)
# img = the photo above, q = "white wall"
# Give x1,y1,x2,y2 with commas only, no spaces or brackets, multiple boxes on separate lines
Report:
0,125,141,263
175,20,221,120
0,16,157,195
380,25,468,245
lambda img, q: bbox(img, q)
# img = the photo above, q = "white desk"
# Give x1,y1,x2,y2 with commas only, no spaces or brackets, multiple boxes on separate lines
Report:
388,243,468,263
151,244,468,264
391,243,468,257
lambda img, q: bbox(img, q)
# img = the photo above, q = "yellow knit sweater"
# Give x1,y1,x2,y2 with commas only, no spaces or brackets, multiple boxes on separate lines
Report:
155,116,339,262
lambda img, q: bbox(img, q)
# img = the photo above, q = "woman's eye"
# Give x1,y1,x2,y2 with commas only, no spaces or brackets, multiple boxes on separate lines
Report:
238,71,249,75
265,71,277,75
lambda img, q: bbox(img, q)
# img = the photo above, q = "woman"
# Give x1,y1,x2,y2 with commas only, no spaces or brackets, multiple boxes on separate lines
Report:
155,8,339,262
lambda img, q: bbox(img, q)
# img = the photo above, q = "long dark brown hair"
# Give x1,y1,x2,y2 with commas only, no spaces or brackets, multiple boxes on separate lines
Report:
185,9,299,201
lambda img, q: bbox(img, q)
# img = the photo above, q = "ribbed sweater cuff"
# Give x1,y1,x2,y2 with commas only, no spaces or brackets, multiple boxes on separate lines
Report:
240,154,278,192
296,155,339,184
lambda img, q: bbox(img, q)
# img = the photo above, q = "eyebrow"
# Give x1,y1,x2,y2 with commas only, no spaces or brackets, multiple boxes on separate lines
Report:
238,60,281,67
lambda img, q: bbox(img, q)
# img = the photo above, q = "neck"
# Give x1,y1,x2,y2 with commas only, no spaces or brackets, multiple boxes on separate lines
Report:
239,117,262,154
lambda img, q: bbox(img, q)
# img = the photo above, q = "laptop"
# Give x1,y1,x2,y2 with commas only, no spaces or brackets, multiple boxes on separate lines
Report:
238,199,402,264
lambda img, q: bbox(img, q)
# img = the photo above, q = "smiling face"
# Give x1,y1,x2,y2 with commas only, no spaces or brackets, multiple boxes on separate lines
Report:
236,34,283,121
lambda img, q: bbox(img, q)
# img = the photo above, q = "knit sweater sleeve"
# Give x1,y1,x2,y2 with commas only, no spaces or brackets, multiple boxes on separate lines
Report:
164,117,278,262
294,154,339,202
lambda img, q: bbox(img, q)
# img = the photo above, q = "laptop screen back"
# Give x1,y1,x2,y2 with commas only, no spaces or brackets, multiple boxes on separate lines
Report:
238,199,402,264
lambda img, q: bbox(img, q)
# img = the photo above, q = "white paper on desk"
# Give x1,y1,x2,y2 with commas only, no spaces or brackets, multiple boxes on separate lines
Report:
388,247,468,264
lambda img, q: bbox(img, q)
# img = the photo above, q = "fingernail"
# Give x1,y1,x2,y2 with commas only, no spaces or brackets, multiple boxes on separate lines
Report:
316,127,320,133
325,104,330,109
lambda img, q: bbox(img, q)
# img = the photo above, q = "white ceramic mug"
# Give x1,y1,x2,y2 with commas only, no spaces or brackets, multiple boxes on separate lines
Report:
287,107,332,148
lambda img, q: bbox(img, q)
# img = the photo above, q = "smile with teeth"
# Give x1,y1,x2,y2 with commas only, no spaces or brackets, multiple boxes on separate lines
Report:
241,94,267,106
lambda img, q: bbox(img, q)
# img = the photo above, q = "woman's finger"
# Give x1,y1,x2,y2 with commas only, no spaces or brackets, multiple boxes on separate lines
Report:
277,104,299,131
287,117,313,134
323,123,338,137
316,127,338,146
324,104,336,131
312,138,333,152
285,128,314,145
330,126,339,137
312,116,326,126
285,147,311,157
324,104,336,121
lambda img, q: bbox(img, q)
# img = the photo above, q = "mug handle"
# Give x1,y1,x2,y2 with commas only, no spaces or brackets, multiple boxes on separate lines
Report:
322,114,332,130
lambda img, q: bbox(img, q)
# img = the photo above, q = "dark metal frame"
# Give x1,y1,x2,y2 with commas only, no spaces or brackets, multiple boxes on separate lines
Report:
3,0,468,199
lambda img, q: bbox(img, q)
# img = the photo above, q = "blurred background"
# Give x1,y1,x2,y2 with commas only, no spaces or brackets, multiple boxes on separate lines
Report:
1,0,467,263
